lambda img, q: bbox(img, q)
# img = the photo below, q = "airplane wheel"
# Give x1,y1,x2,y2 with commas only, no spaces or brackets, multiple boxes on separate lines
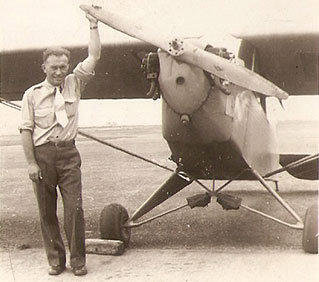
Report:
99,203,131,247
302,203,318,254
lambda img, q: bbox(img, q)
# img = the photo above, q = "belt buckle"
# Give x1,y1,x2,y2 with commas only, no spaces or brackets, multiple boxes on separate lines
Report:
51,140,63,147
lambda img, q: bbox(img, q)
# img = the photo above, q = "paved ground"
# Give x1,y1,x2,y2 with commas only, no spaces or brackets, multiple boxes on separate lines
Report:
1,247,318,282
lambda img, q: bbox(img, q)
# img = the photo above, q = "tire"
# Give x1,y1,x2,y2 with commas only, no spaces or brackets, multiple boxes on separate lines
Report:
99,203,131,247
302,203,318,254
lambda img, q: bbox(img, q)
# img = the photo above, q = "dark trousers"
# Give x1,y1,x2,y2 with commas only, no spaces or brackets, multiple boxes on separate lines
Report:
33,142,85,268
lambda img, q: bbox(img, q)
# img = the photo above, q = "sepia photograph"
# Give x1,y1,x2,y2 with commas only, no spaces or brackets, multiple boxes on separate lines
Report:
1,0,318,281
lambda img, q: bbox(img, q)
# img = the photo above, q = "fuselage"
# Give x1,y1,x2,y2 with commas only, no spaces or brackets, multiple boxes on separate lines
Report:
159,48,280,179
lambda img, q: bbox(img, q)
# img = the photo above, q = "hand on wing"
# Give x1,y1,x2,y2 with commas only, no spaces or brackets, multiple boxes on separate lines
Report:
86,12,98,24
28,163,42,184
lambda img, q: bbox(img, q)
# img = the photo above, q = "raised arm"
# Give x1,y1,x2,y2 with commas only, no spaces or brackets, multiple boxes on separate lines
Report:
81,13,101,73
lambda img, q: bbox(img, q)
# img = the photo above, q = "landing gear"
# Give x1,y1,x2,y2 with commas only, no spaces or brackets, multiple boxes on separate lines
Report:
98,167,317,253
302,204,318,254
99,203,131,247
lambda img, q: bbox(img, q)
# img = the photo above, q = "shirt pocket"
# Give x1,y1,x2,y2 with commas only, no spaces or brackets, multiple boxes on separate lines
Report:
65,98,77,118
34,108,54,129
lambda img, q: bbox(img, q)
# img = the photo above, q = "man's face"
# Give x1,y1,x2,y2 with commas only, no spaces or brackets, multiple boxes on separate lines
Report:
42,55,69,86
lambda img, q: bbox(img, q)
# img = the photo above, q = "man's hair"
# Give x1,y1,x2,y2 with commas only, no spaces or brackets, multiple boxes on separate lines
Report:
43,47,71,63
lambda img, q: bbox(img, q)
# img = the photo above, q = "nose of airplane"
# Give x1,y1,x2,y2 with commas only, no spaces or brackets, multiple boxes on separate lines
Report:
158,50,211,115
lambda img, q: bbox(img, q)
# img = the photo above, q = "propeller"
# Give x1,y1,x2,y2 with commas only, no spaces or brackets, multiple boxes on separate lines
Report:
80,4,288,100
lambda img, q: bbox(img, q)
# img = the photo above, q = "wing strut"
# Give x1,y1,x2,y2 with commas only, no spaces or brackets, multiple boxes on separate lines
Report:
264,154,319,178
0,97,21,111
1,95,306,231
0,96,211,191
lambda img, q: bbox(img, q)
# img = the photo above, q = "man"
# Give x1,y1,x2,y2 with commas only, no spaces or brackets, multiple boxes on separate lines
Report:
19,13,101,276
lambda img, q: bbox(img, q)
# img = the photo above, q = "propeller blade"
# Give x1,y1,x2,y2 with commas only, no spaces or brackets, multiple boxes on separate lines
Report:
80,4,169,50
180,42,288,99
80,4,288,99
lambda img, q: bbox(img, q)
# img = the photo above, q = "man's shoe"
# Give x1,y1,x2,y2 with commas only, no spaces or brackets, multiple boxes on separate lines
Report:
73,266,88,276
48,265,65,275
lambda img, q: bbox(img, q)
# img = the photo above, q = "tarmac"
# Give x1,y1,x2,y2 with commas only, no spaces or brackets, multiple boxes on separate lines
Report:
1,247,318,282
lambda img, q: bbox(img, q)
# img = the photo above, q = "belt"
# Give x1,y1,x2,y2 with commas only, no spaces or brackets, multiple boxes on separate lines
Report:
42,140,75,147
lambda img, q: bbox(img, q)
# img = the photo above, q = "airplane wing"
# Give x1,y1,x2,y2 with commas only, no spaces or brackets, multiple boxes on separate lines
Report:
0,41,156,101
1,7,318,101
234,32,319,96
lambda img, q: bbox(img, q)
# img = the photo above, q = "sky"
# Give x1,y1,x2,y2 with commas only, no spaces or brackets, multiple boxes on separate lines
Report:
1,0,318,51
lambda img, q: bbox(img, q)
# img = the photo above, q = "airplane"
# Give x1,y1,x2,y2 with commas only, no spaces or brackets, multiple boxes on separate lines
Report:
1,3,318,254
